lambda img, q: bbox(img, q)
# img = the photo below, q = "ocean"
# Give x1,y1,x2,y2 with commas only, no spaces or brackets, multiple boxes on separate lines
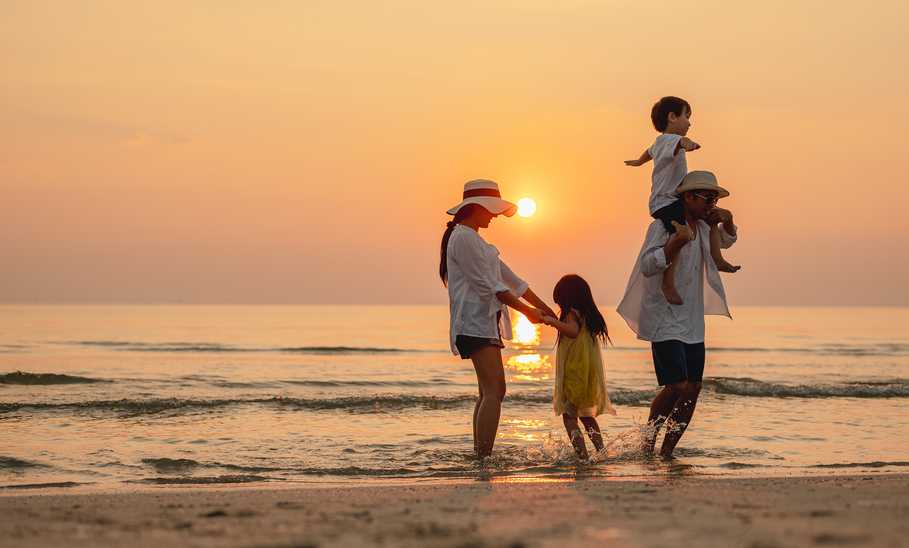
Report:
1,305,908,489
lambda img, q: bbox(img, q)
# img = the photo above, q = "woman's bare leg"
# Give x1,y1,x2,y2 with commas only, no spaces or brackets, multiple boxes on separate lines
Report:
472,384,482,454
470,345,506,458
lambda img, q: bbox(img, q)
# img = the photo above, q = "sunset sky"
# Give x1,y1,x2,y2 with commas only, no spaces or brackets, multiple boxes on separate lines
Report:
3,1,908,305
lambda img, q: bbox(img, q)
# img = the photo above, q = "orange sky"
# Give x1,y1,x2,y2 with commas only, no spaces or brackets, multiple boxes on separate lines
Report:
2,1,908,305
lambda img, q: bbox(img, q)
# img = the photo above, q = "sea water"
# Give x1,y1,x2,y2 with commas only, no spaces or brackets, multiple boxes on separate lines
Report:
1,305,908,489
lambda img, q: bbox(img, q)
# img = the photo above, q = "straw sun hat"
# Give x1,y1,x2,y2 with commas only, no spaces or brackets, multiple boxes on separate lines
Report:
676,170,730,198
446,179,517,217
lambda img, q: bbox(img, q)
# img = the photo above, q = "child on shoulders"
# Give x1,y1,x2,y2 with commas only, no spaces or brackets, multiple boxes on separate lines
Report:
625,96,740,305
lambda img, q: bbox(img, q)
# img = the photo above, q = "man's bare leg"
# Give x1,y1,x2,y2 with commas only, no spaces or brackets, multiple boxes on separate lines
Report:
710,224,740,273
659,382,702,458
643,385,681,454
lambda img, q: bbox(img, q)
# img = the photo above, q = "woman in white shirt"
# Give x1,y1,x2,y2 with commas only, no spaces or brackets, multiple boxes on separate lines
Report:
441,179,556,458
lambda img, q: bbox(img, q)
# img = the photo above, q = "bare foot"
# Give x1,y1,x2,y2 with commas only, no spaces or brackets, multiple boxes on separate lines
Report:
716,260,741,273
662,283,683,305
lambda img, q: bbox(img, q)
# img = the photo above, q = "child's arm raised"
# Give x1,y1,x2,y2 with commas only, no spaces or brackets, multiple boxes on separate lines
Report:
543,310,581,339
676,137,700,154
624,150,652,167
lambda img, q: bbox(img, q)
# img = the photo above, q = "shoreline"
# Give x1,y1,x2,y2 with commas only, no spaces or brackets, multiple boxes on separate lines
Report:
3,473,907,547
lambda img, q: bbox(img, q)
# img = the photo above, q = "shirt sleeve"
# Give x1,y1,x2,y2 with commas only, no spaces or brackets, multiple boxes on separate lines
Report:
648,134,683,164
640,221,671,277
450,232,510,299
499,259,529,297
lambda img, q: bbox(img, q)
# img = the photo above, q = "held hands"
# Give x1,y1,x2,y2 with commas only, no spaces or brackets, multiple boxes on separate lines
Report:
524,308,545,324
542,314,559,326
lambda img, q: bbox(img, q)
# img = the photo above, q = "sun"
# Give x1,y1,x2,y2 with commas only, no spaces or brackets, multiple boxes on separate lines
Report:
517,198,536,218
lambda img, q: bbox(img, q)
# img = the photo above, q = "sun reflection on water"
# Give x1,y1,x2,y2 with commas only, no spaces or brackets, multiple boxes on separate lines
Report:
505,352,552,381
512,312,540,346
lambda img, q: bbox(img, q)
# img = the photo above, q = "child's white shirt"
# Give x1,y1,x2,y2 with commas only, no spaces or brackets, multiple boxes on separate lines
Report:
647,133,687,214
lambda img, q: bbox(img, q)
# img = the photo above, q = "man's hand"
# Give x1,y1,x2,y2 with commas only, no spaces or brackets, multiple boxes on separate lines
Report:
706,208,733,227
671,220,695,241
624,159,645,167
679,137,701,152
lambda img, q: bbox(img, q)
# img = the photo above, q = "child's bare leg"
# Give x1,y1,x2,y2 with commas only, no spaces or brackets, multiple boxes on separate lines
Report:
710,225,740,273
661,261,683,305
662,221,693,305
579,416,604,452
562,414,589,459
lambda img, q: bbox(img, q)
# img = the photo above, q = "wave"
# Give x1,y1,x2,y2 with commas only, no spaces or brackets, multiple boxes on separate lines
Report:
705,377,909,398
132,475,275,485
0,456,48,469
4,377,907,417
0,389,654,416
0,371,109,385
1,481,85,489
810,461,909,469
63,340,432,354
141,457,285,474
0,344,28,353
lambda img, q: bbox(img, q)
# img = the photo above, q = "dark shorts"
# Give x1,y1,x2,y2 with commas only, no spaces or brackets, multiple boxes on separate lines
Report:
651,340,705,386
455,335,504,359
652,198,685,234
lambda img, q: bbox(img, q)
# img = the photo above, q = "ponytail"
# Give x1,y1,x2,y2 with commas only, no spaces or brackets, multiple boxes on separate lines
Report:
440,204,478,286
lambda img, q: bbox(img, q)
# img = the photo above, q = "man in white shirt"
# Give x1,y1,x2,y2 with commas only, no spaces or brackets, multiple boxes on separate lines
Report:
617,171,738,458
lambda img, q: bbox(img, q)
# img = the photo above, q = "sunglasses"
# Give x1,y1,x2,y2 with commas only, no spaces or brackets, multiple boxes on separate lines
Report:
693,192,719,204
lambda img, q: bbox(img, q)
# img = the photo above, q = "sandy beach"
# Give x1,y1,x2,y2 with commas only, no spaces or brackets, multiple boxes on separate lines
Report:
2,474,907,548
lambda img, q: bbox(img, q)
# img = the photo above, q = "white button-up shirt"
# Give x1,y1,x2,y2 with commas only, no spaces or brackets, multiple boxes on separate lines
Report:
447,225,528,355
617,220,737,344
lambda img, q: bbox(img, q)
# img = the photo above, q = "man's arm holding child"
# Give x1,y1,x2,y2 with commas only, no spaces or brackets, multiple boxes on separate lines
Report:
624,150,652,167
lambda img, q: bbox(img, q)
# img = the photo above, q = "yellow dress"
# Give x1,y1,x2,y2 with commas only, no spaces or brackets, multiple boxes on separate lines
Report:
553,321,615,418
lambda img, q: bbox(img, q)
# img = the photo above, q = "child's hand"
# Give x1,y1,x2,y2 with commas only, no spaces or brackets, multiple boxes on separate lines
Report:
680,137,701,152
671,221,695,241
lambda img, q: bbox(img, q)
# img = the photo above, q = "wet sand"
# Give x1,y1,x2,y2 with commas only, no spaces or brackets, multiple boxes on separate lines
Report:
2,474,907,547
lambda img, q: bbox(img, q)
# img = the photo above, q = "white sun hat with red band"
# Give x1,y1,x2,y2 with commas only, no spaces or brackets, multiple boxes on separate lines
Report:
446,179,517,217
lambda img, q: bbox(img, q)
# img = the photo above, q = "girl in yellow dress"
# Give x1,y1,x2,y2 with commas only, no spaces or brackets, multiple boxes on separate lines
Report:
543,274,615,459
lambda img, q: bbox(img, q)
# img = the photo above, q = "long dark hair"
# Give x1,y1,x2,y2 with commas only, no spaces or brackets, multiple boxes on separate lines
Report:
439,204,481,286
552,274,610,344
